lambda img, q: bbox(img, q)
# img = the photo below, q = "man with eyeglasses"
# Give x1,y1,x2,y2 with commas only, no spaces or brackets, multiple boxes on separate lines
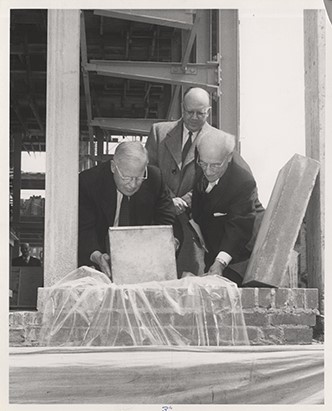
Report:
145,87,214,274
192,129,264,286
78,141,177,279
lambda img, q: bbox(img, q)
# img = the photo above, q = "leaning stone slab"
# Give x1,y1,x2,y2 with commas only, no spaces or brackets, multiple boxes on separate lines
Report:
243,154,320,288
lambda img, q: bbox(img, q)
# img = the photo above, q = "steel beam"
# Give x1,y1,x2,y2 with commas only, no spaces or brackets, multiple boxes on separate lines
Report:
28,97,44,134
91,118,165,135
86,58,221,93
94,9,195,30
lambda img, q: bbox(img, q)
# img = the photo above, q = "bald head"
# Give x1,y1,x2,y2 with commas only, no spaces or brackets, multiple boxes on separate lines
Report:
182,88,211,132
197,129,235,182
183,87,210,107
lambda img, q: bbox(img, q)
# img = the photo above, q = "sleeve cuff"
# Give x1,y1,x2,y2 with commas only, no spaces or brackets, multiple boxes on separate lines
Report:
216,251,232,266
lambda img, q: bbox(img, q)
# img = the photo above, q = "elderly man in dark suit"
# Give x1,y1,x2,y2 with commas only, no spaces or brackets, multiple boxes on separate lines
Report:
145,87,213,274
192,129,264,286
12,243,41,267
78,141,177,279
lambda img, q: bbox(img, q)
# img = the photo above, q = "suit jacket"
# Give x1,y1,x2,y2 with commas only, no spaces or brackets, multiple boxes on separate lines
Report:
12,256,41,267
146,119,214,206
192,152,264,270
78,161,176,267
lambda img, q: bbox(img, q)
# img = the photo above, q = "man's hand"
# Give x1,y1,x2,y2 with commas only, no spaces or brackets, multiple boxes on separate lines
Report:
207,259,226,277
173,237,180,252
90,250,112,280
173,197,188,215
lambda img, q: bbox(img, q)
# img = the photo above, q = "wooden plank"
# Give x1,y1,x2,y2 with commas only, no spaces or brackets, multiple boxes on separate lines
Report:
243,154,320,288
303,10,325,315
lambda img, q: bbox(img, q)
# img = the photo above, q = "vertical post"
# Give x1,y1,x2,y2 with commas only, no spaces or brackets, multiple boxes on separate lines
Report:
44,10,80,286
303,10,325,315
195,10,212,126
12,132,22,258
216,10,239,150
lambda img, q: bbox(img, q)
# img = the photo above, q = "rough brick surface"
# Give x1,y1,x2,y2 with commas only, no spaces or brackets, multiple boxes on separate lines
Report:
240,288,256,308
261,327,284,345
305,289,319,309
289,289,306,309
284,327,313,344
258,289,274,308
275,289,290,308
270,312,317,327
243,311,269,327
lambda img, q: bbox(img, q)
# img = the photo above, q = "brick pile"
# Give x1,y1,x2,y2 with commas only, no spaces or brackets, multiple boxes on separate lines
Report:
9,287,319,347
240,288,319,344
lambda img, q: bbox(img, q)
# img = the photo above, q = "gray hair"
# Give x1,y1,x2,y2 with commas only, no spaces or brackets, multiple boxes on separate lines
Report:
197,128,236,156
114,141,148,165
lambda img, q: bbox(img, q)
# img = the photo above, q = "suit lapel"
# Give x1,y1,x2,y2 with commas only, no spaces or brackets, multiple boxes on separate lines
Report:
182,122,212,169
177,123,212,195
100,162,117,226
165,120,182,169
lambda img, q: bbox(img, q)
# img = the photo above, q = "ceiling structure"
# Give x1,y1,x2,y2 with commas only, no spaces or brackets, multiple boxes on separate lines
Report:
10,9,208,153
10,9,222,248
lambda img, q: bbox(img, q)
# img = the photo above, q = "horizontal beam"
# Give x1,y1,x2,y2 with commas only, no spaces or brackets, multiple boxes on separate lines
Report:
94,9,195,30
91,117,166,135
86,57,221,93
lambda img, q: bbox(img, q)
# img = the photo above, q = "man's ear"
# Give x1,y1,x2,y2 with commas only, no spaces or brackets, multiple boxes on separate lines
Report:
110,160,115,173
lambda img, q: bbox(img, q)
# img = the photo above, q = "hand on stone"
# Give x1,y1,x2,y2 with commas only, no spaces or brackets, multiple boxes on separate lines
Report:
90,250,112,280
172,197,188,215
207,260,226,277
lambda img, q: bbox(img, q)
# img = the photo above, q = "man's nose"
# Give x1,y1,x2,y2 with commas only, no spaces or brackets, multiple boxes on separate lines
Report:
128,179,139,189
191,111,198,119
204,165,215,175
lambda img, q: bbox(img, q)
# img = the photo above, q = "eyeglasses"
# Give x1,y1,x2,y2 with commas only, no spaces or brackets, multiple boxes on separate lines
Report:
183,106,210,119
115,163,148,183
197,157,228,172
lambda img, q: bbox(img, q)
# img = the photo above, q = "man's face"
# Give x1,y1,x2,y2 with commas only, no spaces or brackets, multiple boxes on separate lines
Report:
111,158,147,197
21,244,30,257
197,146,231,183
182,96,210,132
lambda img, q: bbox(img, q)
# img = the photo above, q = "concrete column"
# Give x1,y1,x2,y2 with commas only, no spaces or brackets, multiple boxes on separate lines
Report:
44,10,80,286
303,10,325,315
216,10,239,149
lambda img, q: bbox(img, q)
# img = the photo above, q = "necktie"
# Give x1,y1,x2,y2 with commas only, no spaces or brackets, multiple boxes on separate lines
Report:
205,181,217,193
182,131,192,164
118,195,130,226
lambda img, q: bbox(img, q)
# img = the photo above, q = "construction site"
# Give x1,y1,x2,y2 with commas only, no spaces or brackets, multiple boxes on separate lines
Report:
5,3,330,406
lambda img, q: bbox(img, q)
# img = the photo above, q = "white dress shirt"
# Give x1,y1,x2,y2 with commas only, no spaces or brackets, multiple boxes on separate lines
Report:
205,178,232,265
113,190,124,227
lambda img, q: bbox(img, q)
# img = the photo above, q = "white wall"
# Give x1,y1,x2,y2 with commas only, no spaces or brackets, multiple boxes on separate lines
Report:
239,9,306,207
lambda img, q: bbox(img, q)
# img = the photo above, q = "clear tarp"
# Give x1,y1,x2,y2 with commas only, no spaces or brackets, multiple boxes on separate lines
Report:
39,266,249,346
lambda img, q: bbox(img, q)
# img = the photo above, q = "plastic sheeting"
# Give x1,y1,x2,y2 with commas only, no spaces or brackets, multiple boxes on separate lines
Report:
9,345,324,404
39,266,249,346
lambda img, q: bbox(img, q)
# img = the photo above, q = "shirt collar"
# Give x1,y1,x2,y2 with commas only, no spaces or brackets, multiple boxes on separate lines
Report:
183,124,198,140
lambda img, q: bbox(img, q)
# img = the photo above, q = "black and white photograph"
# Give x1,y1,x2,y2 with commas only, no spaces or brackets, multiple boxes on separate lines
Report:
1,0,331,409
